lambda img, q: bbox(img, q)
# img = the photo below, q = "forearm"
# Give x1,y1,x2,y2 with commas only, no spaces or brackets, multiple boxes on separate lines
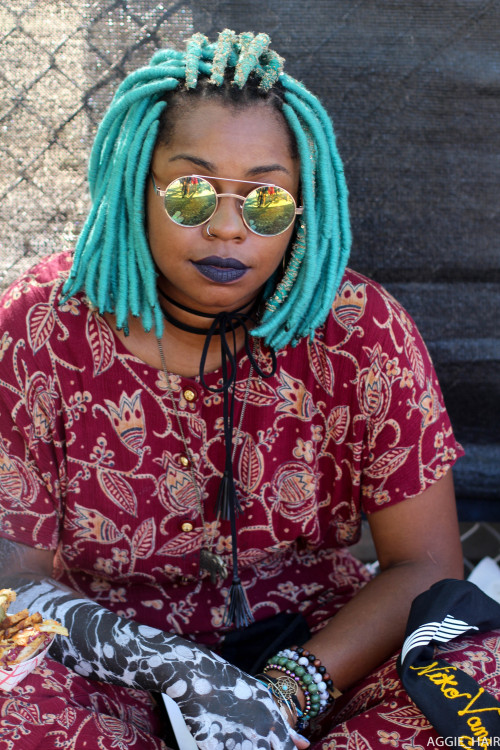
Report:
301,558,460,692
296,473,464,695
0,570,293,748
3,572,193,691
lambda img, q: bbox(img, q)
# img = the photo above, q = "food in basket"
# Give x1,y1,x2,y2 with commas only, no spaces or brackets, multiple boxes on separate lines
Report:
0,588,68,668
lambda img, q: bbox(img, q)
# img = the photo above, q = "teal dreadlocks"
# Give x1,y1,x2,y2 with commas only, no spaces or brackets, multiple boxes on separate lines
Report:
62,29,351,349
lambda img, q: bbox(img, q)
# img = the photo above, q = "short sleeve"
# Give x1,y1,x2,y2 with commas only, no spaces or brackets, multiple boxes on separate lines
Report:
351,276,464,513
0,258,68,549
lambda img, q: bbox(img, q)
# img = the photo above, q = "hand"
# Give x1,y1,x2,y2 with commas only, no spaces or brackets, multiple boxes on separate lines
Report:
254,672,310,749
286,722,311,749
165,656,297,749
257,668,310,748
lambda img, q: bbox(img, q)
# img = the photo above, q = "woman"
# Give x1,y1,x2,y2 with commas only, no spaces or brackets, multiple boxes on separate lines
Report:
0,30,495,749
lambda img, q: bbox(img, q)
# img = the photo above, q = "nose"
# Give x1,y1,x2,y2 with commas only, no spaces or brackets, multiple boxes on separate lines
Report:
205,195,248,241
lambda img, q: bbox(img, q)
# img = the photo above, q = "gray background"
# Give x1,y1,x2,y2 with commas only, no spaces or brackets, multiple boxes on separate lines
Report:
1,0,499,518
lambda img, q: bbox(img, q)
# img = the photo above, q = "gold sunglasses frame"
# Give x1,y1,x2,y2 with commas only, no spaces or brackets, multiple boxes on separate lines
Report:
150,173,303,237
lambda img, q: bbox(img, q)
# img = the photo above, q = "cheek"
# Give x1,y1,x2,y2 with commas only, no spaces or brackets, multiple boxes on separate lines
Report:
147,198,186,263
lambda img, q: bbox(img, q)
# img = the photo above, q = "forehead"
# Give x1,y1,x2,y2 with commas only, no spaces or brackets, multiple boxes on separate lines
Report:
153,99,298,178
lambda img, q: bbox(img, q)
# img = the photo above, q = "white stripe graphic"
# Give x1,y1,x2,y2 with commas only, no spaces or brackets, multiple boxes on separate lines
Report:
401,614,479,664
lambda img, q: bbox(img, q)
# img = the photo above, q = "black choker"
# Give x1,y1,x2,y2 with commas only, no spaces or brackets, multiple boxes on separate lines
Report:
158,287,277,628
158,288,251,334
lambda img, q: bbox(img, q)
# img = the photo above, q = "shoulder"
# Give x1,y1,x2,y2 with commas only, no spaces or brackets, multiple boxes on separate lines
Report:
0,252,89,366
273,267,435,402
332,267,413,326
317,267,424,352
0,251,73,315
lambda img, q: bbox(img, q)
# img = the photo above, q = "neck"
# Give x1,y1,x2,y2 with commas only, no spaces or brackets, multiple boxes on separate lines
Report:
155,290,259,377
157,287,259,335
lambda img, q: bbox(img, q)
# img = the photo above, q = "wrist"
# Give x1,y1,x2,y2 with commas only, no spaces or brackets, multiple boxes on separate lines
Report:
255,671,302,727
262,645,341,728
263,667,306,712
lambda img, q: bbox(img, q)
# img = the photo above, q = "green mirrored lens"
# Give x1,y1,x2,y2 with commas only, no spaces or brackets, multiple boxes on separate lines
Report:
164,177,216,226
243,186,296,236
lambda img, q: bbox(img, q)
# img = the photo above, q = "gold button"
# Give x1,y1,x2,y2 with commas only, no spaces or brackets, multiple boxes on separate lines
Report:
183,388,197,402
179,454,191,468
181,522,194,533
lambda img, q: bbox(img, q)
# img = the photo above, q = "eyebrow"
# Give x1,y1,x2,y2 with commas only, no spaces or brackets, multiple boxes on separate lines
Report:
168,153,291,177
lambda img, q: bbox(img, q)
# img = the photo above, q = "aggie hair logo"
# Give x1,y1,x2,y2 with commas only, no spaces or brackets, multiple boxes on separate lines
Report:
427,738,500,748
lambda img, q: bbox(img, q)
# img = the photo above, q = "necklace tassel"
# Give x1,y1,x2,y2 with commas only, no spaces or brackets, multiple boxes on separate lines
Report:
224,576,254,628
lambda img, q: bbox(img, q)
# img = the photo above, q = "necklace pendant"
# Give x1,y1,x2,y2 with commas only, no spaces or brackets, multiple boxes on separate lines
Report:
199,548,228,584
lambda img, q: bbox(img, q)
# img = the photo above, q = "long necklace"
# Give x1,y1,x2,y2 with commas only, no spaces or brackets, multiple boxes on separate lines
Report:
156,336,253,585
156,291,277,627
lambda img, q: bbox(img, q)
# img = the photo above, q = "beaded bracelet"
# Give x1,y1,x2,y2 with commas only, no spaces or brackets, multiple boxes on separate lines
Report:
264,645,341,724
264,658,323,721
272,654,324,717
291,645,341,703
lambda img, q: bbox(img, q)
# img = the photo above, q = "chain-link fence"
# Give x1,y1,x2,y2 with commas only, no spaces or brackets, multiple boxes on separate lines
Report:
1,0,499,536
0,0,198,286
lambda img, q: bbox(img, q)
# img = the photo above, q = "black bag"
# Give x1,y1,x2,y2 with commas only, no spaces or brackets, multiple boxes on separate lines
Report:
397,579,500,740
220,610,311,674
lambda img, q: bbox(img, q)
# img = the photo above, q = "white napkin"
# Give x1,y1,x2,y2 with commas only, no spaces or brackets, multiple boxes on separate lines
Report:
162,694,198,749
467,556,500,604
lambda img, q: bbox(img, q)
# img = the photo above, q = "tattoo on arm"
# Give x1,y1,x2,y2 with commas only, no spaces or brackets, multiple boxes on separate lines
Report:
0,539,292,749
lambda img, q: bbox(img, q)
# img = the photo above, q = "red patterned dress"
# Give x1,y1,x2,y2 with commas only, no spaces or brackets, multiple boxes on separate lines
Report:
0,252,498,749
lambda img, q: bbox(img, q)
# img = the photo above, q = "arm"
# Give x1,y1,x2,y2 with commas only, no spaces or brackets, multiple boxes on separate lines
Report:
270,470,463,696
0,278,301,747
0,538,296,750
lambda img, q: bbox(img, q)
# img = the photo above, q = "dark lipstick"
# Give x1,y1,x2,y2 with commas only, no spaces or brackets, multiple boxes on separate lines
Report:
193,256,248,283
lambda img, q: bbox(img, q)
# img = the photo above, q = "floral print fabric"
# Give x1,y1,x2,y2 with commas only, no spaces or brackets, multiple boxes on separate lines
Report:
0,656,167,749
2,630,499,748
1,250,491,749
0,251,462,647
313,629,500,748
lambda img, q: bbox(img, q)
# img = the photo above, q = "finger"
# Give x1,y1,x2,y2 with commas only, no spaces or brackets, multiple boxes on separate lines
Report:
279,703,295,728
288,725,310,749
270,728,296,750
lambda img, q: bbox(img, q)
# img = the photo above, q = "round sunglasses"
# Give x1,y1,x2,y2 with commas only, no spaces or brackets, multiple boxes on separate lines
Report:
151,174,303,237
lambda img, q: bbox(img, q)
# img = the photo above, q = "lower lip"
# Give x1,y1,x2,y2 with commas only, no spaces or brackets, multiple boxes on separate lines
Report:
194,264,248,283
